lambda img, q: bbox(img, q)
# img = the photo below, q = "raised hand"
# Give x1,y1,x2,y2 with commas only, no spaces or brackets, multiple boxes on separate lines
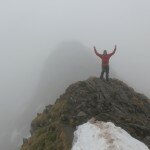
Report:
94,46,96,49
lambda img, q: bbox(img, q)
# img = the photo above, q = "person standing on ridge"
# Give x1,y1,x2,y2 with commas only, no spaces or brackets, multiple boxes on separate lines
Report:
94,45,117,81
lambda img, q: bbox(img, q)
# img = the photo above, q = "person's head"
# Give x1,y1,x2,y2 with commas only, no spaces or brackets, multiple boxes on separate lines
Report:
103,50,107,55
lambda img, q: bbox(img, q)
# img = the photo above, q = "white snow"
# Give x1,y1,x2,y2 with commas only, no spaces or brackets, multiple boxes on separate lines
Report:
72,120,149,150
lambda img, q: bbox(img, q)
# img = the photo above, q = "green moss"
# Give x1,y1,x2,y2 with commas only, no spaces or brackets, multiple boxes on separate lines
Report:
22,95,75,150
47,132,57,142
51,99,68,119
69,118,79,127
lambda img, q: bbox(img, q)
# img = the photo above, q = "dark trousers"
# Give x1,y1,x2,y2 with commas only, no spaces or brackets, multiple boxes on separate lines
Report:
100,65,109,81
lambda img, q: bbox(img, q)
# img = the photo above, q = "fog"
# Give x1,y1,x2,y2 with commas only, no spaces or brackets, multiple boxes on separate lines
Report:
0,0,150,149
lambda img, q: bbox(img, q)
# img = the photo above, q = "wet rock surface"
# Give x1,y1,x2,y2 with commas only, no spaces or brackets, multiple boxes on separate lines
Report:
21,77,150,150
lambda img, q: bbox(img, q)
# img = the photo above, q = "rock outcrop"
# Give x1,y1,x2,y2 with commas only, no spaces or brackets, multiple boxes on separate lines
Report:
21,77,150,150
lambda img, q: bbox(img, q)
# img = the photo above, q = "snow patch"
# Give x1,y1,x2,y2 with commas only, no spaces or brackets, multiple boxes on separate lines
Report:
72,121,149,150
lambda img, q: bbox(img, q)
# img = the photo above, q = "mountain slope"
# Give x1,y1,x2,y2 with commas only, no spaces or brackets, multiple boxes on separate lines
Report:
21,77,150,150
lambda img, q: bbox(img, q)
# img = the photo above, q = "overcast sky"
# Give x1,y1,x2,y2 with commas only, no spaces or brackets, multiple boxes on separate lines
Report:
0,0,150,149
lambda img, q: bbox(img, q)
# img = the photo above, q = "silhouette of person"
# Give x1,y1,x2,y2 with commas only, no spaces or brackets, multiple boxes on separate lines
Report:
94,45,117,81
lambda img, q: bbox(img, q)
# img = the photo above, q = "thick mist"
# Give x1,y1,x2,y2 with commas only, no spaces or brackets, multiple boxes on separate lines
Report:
0,0,150,149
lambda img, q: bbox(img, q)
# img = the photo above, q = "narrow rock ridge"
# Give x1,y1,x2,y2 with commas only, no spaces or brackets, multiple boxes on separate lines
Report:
21,77,150,150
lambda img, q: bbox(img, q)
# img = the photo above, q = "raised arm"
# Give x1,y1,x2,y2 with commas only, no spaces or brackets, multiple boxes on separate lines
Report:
109,45,117,57
93,46,102,58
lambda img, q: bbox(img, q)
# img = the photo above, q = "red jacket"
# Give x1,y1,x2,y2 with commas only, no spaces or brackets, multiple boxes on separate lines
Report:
94,48,116,66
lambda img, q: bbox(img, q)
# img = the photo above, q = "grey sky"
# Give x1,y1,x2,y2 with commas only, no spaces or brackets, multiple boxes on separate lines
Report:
0,0,150,149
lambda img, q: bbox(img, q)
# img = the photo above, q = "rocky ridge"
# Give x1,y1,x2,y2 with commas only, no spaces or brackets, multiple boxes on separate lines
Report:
21,77,150,150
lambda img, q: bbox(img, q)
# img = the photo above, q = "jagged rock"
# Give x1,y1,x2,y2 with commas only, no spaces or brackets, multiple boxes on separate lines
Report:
89,117,96,123
23,138,28,144
144,136,150,148
61,114,69,122
37,113,41,117
21,77,150,150
43,104,53,114
77,111,87,117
